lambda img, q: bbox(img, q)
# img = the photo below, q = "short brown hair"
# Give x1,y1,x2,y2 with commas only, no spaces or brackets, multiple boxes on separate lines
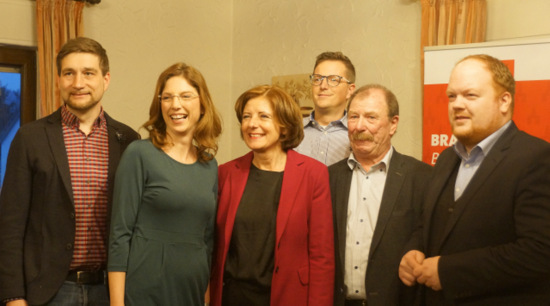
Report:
143,62,222,162
347,84,399,118
458,54,516,110
313,51,356,83
56,37,109,76
234,85,303,151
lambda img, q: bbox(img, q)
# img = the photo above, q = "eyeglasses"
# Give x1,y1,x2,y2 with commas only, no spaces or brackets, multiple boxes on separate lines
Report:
158,93,199,103
309,74,352,87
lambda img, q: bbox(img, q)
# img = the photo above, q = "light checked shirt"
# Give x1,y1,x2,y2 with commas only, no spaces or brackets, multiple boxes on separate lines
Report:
295,111,351,166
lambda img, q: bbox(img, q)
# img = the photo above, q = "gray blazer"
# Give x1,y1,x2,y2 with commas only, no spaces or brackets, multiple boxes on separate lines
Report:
330,150,432,306
0,108,139,304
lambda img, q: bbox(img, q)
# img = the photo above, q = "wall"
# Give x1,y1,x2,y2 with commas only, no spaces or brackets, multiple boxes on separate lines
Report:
83,1,234,162
231,0,422,159
1,0,550,163
486,0,550,41
0,0,35,46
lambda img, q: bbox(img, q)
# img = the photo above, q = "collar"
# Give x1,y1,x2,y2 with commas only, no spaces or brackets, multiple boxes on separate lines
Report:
304,110,348,128
61,104,106,129
453,120,512,159
347,146,393,173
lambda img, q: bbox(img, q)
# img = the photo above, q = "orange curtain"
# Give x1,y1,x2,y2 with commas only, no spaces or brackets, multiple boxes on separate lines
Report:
36,0,85,118
420,0,487,80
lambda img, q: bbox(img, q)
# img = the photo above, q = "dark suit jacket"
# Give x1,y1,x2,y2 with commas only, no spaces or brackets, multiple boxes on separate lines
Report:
211,150,334,306
410,122,550,305
0,108,139,304
330,150,432,306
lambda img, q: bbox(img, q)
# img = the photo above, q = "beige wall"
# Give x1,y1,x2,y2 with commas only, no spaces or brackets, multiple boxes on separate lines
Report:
487,0,550,40
2,0,550,163
0,0,35,46
83,1,234,161
231,0,423,160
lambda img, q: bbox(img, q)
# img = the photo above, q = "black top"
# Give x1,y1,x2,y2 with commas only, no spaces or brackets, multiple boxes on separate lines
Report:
223,164,283,306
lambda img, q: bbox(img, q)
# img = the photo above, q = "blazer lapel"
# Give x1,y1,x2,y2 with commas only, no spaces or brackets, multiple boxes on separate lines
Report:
45,109,74,204
106,117,122,188
370,152,405,255
276,150,303,244
224,153,253,246
423,149,460,249
333,161,353,272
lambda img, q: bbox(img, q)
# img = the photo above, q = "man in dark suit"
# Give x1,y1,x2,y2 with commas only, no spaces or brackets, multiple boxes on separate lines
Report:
0,37,139,305
330,84,432,306
399,54,550,305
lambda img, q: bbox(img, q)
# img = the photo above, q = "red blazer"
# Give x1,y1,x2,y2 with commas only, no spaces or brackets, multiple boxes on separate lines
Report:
211,150,334,306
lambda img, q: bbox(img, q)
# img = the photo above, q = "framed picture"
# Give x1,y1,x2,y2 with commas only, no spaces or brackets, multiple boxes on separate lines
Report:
0,45,37,188
272,73,313,118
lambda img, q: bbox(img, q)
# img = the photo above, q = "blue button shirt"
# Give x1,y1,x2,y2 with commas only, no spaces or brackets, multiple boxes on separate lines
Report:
295,111,351,166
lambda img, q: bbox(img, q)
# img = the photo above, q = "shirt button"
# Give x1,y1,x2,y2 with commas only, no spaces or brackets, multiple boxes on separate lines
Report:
448,207,454,213
354,266,358,269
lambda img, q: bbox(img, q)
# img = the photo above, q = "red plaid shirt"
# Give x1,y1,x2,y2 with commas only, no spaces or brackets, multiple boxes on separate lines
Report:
61,106,109,270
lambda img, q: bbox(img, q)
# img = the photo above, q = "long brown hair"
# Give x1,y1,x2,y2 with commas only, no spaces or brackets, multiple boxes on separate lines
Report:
143,63,222,162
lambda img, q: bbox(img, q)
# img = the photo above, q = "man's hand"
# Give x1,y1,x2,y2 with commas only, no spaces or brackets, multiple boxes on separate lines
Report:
399,250,425,286
415,256,442,291
7,299,28,306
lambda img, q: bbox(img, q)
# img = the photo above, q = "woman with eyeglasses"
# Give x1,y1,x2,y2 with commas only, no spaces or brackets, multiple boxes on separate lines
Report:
210,85,334,306
108,62,222,305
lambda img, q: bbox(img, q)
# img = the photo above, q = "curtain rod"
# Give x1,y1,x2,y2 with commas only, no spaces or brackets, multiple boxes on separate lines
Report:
75,0,101,3
31,0,102,3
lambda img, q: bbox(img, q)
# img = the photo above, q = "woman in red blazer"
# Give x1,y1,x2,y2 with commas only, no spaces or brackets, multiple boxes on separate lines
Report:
210,85,334,306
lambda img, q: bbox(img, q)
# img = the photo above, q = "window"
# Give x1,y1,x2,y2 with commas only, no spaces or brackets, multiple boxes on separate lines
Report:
0,45,37,188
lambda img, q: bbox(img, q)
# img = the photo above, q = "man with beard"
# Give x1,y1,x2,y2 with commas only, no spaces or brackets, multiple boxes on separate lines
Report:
0,37,139,305
399,54,550,305
329,84,432,306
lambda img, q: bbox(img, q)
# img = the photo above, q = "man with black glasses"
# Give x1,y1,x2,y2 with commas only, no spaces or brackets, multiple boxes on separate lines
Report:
296,51,356,166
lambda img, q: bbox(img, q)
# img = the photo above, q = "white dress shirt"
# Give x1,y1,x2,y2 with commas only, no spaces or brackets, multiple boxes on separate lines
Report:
344,147,393,299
